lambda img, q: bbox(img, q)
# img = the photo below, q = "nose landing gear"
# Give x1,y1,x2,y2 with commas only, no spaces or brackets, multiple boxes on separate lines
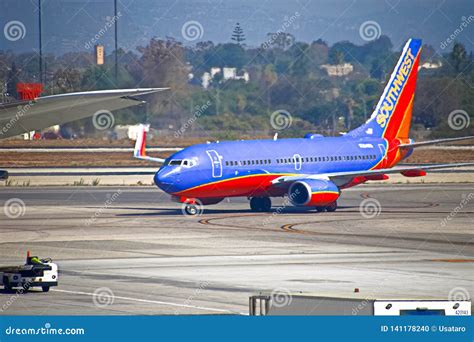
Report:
184,204,199,216
249,197,272,212
181,198,204,216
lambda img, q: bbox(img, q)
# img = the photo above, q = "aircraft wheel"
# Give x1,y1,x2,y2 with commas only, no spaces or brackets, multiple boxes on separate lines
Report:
315,206,325,212
42,286,50,293
184,204,199,216
250,197,262,212
250,197,271,212
261,197,272,212
325,201,337,212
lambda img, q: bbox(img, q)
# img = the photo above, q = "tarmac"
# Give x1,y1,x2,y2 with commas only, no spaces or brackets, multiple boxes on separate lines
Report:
0,184,472,315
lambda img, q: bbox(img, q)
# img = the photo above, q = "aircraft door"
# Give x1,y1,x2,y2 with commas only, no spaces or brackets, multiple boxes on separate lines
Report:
293,154,302,171
206,150,223,178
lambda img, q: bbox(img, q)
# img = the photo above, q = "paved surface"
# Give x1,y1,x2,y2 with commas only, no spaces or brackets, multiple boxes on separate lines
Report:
0,184,473,315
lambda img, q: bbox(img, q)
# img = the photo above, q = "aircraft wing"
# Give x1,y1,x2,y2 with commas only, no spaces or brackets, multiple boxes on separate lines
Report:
399,136,474,149
272,162,474,186
0,88,168,139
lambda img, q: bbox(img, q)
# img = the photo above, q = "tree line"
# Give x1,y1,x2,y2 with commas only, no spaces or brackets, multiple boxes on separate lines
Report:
1,32,473,139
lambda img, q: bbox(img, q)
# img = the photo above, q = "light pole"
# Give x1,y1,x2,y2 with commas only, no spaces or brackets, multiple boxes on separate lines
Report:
114,0,118,85
38,0,43,84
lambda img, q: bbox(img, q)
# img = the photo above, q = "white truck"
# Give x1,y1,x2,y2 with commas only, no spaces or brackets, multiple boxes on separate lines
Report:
0,254,58,292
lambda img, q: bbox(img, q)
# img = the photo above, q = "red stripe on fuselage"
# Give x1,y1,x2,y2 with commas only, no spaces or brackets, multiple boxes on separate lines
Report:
174,174,289,198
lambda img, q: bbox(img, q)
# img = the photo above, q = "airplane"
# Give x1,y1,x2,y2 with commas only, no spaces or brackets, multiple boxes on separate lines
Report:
0,88,167,180
133,38,473,215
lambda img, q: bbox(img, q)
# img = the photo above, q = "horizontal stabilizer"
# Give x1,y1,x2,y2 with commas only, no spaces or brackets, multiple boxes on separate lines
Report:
399,136,474,148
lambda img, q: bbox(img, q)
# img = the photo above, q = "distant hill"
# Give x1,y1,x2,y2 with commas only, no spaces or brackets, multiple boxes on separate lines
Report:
1,0,473,55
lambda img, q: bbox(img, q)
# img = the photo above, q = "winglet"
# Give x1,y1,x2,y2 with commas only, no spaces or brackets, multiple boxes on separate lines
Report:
133,124,165,163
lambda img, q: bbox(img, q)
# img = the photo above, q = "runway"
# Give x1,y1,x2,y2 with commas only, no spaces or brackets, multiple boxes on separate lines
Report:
0,184,473,315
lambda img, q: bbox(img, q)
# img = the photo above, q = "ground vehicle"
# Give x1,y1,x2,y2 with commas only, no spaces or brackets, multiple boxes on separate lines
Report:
0,254,58,292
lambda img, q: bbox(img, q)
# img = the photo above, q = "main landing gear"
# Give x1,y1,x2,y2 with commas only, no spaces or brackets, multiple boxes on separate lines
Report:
315,201,337,212
249,197,272,212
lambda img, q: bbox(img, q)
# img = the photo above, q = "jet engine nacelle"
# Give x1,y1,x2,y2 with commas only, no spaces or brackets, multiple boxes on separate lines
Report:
288,179,340,206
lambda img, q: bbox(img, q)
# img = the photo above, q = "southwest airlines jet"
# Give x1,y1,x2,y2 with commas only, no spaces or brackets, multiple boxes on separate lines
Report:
134,39,473,215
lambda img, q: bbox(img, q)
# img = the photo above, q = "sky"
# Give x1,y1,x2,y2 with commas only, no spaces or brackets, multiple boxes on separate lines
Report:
0,0,473,55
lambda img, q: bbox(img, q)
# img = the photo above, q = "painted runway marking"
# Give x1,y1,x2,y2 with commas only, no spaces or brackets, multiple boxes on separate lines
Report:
51,288,244,314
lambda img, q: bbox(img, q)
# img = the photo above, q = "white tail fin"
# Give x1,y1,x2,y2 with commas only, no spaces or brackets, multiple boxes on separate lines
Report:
133,124,165,163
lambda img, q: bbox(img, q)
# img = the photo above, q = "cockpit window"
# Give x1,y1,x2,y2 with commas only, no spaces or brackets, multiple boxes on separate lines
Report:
182,158,198,168
166,158,198,168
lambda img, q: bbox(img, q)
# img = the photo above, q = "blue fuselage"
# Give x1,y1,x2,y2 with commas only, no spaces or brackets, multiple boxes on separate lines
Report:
154,136,400,198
